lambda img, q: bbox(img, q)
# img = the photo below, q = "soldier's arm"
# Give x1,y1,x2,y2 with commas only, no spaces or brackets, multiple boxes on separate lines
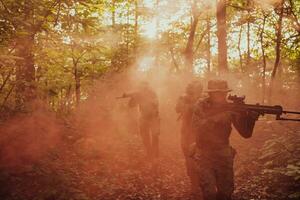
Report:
176,95,194,114
175,96,186,113
191,101,205,133
127,92,139,107
233,111,258,138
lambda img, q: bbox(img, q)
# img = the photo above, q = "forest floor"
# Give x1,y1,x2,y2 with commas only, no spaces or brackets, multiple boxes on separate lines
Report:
0,115,299,200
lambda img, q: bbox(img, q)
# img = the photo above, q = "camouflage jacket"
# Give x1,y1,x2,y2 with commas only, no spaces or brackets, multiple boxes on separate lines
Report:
176,94,200,133
127,89,159,120
192,98,257,151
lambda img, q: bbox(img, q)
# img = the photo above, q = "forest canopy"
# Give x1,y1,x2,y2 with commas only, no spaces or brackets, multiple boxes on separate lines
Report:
0,0,299,113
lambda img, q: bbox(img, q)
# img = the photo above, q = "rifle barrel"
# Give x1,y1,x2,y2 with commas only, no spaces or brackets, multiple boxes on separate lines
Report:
283,110,300,115
277,118,300,121
226,103,283,115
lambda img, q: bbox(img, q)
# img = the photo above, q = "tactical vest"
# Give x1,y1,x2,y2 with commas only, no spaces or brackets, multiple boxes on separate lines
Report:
195,98,233,150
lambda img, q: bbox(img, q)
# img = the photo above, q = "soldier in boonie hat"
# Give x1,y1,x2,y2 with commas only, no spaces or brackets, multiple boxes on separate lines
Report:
205,80,232,93
189,79,258,200
203,80,232,104
176,80,203,196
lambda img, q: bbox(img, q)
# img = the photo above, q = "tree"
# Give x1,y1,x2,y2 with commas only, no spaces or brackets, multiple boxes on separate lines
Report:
259,12,268,103
268,0,285,103
206,15,212,74
184,0,200,73
0,0,66,109
216,0,228,73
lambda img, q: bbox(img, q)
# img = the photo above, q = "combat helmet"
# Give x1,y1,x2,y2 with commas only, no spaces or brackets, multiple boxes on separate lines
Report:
186,80,203,94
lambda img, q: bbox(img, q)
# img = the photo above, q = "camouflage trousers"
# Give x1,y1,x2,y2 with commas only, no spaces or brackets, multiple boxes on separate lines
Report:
139,117,160,159
190,146,236,200
181,131,198,191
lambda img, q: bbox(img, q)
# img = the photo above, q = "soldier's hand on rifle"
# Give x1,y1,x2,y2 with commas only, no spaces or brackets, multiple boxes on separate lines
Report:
246,111,260,120
116,93,129,99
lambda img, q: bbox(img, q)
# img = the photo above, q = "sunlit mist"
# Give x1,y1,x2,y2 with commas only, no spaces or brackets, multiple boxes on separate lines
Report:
137,56,155,71
141,18,158,39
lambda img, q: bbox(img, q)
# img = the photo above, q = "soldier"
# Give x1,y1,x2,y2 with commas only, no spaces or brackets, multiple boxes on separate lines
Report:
190,80,259,200
121,81,160,160
176,81,203,192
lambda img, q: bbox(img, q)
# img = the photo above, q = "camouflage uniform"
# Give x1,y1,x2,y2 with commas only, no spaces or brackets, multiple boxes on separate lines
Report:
127,83,160,159
190,80,258,200
176,82,202,182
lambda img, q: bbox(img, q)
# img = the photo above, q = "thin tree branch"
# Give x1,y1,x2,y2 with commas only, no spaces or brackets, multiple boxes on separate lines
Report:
33,0,60,34
0,83,15,111
54,0,62,26
194,28,210,53
287,0,300,33
227,3,248,11
0,0,12,14
0,69,13,92
169,47,179,72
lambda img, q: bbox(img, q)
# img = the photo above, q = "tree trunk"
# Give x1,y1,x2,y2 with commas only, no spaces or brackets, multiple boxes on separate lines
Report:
206,16,211,74
216,0,228,73
184,0,199,73
246,0,251,65
246,21,251,65
260,14,267,104
15,0,36,109
238,25,243,71
154,0,160,67
126,3,130,67
74,63,81,105
112,0,116,27
268,0,284,104
72,49,81,106
66,84,72,112
111,0,117,69
133,0,138,56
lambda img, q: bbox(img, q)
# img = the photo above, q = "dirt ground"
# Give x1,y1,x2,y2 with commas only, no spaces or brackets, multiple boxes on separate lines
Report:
0,111,299,200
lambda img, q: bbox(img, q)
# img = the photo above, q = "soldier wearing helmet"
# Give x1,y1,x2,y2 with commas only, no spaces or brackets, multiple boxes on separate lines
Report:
176,80,203,194
122,81,160,160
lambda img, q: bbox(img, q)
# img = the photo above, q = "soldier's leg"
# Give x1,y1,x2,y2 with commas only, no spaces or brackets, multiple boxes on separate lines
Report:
180,128,189,156
139,119,151,158
199,168,217,200
187,156,198,187
215,159,234,200
189,158,202,200
182,135,195,177
181,133,189,166
150,118,160,158
192,158,217,200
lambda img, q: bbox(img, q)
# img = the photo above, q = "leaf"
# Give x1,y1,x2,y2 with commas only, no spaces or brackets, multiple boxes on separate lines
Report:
288,192,300,199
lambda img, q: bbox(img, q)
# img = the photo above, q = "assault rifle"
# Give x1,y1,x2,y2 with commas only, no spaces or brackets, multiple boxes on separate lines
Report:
227,95,300,121
115,93,136,99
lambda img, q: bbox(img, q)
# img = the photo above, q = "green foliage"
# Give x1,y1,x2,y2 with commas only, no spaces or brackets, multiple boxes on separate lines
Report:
235,126,300,200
